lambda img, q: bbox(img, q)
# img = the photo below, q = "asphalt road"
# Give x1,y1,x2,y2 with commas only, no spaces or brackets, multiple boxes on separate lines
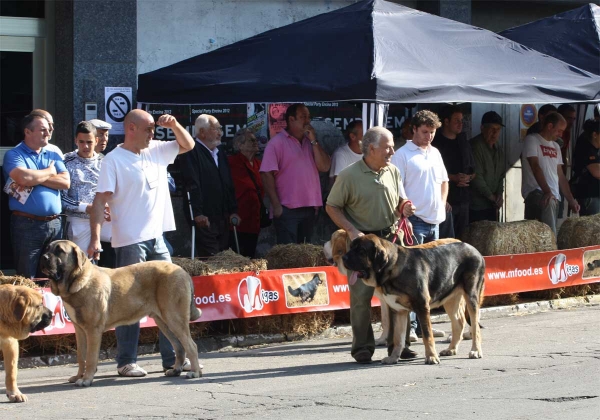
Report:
2,305,599,420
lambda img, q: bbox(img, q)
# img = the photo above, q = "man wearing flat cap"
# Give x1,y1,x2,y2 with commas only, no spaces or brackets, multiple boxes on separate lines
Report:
469,111,506,222
88,119,112,156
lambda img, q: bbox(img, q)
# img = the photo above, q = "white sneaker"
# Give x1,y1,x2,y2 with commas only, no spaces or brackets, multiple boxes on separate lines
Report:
432,328,446,338
409,329,418,342
117,363,147,377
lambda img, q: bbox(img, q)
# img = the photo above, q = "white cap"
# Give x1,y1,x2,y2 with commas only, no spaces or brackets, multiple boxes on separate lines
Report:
88,119,112,130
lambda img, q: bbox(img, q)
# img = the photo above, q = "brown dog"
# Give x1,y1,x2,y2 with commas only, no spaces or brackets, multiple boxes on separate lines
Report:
0,285,52,402
324,229,460,346
40,240,202,387
342,235,485,365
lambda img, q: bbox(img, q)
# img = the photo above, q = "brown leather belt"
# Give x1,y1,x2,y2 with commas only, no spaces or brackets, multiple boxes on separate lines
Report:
12,210,60,221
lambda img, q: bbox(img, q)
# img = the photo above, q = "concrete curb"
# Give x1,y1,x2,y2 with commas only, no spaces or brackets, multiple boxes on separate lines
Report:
9,294,600,370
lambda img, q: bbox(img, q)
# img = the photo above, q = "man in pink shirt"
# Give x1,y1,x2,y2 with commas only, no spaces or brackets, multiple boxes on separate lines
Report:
260,103,331,244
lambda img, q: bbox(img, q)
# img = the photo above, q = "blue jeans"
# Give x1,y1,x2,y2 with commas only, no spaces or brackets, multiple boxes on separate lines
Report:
114,236,176,369
10,214,62,278
408,216,439,334
577,197,600,216
408,216,439,245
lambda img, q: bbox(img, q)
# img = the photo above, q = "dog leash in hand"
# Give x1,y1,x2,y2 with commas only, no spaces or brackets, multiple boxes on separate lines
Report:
393,200,415,246
90,248,103,265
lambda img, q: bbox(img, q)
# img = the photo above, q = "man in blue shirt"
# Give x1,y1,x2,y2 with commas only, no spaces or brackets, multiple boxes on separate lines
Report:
2,113,70,278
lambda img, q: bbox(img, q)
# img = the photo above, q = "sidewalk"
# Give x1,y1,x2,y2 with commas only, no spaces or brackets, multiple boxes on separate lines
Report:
10,294,600,370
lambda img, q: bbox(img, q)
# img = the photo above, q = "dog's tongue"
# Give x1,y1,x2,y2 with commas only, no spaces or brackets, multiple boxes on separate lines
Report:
348,271,358,286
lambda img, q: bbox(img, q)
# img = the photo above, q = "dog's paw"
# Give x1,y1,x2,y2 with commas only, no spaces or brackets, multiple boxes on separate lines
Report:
7,391,27,403
425,355,440,365
165,368,182,377
68,375,82,383
439,348,457,357
185,371,202,379
75,378,93,387
381,356,399,365
374,337,387,347
469,350,483,359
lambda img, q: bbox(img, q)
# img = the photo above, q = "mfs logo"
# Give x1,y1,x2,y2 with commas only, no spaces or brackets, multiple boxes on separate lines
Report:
237,276,280,314
547,253,579,285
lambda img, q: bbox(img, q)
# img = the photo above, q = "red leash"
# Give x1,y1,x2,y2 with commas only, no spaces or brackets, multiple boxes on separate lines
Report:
392,200,414,246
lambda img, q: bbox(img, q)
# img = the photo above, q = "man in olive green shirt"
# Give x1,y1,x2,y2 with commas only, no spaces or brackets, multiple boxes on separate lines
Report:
326,126,415,364
470,111,506,222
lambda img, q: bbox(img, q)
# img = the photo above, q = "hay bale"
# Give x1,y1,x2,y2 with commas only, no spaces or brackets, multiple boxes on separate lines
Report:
461,220,556,256
482,294,519,307
557,214,600,249
521,284,595,301
0,274,38,289
228,312,335,337
265,244,328,269
173,250,268,277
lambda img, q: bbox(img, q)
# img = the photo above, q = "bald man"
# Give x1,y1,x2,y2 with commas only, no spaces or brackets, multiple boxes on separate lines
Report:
87,109,195,378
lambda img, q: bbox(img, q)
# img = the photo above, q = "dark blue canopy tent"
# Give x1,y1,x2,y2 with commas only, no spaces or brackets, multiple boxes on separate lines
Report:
500,3,600,76
137,0,600,106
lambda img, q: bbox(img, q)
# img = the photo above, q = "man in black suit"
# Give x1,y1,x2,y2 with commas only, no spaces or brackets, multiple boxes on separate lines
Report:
180,114,239,257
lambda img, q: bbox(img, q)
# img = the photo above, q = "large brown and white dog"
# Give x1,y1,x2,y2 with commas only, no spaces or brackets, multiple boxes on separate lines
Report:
0,285,53,402
324,229,461,347
341,234,485,365
40,240,202,386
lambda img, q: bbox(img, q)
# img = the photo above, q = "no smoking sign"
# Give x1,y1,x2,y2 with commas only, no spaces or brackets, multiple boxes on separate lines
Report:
104,87,132,134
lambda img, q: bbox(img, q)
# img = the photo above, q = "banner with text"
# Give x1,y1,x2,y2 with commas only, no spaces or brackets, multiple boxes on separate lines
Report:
32,246,600,336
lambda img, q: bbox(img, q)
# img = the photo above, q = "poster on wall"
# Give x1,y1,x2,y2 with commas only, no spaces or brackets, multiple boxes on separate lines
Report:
268,103,290,138
144,105,191,141
104,87,132,134
520,104,538,141
247,104,269,151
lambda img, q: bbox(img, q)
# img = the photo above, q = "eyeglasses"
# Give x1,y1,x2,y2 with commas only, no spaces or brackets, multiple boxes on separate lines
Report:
246,137,258,144
211,125,223,133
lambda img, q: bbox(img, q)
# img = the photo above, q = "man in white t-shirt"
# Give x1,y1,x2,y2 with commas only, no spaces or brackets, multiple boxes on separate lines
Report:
329,120,363,186
521,112,580,235
87,109,195,378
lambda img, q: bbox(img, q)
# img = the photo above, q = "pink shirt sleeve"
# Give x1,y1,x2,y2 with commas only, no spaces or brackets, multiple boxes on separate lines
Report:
259,137,280,173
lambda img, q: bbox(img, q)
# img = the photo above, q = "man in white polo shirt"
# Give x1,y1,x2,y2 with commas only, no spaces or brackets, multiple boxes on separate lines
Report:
391,110,449,244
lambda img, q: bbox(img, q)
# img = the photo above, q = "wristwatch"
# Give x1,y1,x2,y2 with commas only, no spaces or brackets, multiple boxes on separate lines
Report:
311,140,317,146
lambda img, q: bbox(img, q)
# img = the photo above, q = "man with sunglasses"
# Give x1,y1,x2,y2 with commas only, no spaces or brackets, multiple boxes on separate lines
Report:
179,114,239,257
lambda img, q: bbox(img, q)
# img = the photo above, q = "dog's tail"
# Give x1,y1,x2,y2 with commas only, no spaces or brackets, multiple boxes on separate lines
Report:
287,285,301,297
187,273,202,321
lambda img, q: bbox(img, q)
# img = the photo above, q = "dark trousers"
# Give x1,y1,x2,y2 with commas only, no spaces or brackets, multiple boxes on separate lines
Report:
195,216,229,257
10,215,62,278
451,201,470,239
229,231,259,258
470,208,498,223
98,240,116,269
273,206,315,245
438,209,455,239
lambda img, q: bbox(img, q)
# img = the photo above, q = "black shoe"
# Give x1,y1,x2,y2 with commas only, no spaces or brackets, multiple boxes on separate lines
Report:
353,349,373,364
400,348,418,359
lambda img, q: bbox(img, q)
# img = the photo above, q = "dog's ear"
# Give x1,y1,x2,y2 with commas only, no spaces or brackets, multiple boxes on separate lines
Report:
66,245,87,293
373,240,389,274
13,294,29,322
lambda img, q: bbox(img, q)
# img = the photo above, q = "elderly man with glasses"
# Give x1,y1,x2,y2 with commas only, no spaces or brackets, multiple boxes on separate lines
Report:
179,114,239,257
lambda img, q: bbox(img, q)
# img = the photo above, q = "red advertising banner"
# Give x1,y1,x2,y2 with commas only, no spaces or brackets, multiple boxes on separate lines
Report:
32,246,600,336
